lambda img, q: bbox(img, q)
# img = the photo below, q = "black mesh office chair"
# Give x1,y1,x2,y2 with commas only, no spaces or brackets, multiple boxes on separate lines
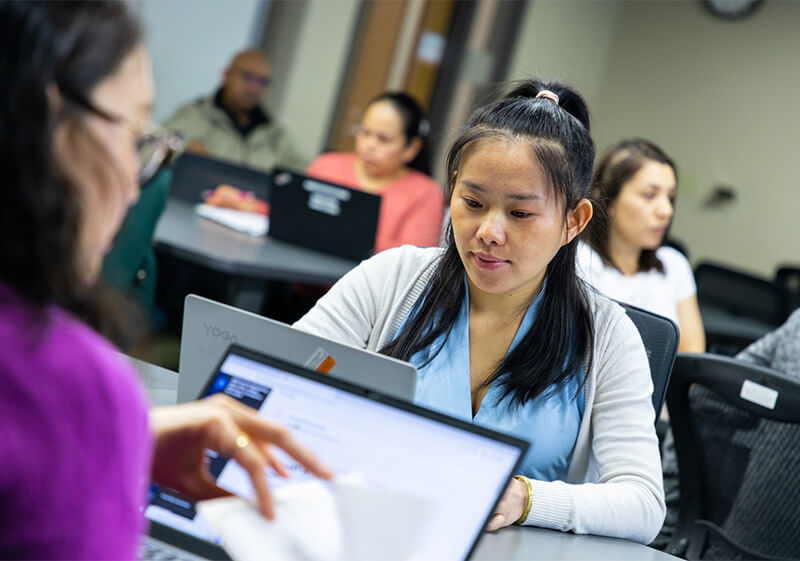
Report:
619,302,679,415
695,262,787,325
695,262,788,355
775,264,800,317
666,353,800,560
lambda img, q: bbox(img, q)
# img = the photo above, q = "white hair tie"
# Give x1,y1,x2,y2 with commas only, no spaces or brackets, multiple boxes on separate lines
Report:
535,90,560,105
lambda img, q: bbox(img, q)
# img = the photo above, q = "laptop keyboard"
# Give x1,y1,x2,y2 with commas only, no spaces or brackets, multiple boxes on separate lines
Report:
139,538,205,561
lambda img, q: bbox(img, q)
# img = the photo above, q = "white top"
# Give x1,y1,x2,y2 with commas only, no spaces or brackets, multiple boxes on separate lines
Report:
576,243,696,324
294,245,665,544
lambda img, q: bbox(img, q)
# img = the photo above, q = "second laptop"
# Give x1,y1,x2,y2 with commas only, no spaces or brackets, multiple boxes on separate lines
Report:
268,167,380,261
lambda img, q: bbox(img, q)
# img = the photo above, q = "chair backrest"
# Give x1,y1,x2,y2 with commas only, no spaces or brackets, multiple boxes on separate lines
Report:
774,264,800,316
666,353,800,560
618,302,679,415
695,261,788,326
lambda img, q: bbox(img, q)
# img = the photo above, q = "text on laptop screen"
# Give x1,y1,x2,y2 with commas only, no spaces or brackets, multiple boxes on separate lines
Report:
148,350,523,561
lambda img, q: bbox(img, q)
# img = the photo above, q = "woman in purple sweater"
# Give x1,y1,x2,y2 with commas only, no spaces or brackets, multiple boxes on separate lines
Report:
0,3,330,558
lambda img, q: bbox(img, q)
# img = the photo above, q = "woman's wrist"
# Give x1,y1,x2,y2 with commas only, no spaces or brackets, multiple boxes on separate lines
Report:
513,475,533,524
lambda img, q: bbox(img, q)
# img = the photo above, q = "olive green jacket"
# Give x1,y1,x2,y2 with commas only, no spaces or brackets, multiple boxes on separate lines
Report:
163,95,307,173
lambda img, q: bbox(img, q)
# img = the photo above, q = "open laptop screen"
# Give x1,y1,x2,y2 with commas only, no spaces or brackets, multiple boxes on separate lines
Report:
148,345,527,561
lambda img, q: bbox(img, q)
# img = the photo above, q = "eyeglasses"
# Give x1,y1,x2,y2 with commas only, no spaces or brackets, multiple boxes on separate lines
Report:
60,86,184,185
236,69,271,88
350,125,400,146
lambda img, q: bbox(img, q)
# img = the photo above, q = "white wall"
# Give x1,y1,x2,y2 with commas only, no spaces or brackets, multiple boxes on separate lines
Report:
506,0,622,117
137,0,268,122
137,0,359,167
271,0,361,162
593,1,800,276
507,0,800,276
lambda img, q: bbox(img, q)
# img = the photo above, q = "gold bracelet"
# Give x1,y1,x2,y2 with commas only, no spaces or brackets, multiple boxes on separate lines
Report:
513,475,533,524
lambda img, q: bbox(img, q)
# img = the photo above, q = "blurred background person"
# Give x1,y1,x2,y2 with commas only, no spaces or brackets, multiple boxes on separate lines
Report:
307,92,444,253
164,49,305,172
579,138,705,352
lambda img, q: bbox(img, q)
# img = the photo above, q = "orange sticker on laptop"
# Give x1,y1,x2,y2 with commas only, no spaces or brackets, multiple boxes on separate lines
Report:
316,356,336,374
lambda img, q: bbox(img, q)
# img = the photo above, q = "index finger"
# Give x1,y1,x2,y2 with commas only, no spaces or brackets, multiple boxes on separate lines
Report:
214,417,276,519
219,396,333,480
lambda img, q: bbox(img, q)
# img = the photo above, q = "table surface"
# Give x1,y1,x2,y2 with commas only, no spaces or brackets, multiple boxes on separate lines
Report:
153,199,359,285
128,355,678,561
471,525,678,560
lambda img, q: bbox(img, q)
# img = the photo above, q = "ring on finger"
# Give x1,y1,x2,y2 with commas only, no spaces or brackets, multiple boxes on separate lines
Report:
235,433,250,449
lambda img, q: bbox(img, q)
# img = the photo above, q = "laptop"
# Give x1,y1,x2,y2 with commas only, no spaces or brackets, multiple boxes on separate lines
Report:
170,152,273,204
268,167,380,261
178,294,416,404
144,344,529,561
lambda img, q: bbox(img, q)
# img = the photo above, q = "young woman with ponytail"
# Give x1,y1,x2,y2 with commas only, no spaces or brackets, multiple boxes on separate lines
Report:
295,80,665,543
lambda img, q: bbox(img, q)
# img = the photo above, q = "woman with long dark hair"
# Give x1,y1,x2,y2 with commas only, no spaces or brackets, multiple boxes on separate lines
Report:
579,138,705,352
296,81,665,543
0,3,329,557
307,92,445,252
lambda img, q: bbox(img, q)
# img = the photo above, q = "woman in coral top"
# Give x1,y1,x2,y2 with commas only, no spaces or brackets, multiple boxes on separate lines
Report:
307,93,445,253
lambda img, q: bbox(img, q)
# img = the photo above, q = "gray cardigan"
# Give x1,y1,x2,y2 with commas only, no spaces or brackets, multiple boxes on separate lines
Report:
736,308,800,373
295,245,666,543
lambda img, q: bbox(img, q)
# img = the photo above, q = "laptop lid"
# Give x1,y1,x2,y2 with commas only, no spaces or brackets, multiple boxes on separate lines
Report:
178,294,416,404
268,167,380,261
147,344,528,561
170,153,273,204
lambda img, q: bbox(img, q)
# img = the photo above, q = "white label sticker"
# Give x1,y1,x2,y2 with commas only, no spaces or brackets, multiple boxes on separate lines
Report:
307,192,341,216
740,379,778,410
303,179,351,201
304,347,329,371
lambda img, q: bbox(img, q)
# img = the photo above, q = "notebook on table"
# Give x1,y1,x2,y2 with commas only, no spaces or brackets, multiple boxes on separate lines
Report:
143,344,529,561
268,167,380,261
179,294,417,404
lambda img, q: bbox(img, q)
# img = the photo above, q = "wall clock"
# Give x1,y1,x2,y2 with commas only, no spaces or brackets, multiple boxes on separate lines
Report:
704,0,763,20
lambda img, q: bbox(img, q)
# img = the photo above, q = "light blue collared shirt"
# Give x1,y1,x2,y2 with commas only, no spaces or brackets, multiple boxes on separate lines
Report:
405,279,584,481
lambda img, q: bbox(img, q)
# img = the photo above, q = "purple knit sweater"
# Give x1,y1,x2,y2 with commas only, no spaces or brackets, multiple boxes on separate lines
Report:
0,283,152,559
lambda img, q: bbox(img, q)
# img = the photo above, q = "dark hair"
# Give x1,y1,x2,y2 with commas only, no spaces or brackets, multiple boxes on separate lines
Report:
585,138,678,273
367,92,432,175
0,2,141,319
381,79,596,407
